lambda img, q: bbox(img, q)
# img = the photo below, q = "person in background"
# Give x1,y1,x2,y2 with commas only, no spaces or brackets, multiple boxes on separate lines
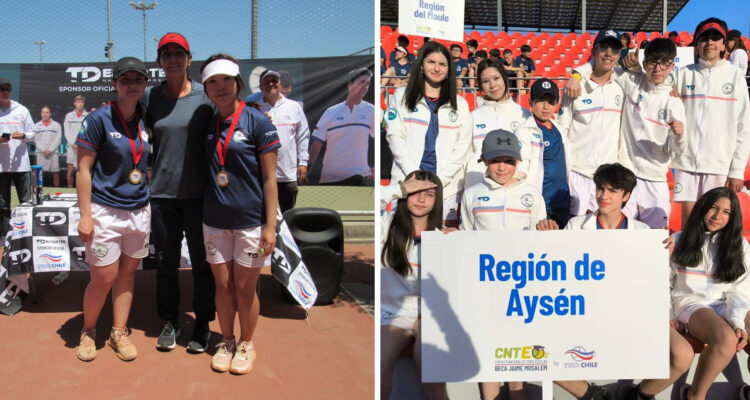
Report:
253,69,309,212
309,68,374,186
727,29,748,74
34,106,62,187
450,43,470,88
489,48,501,60
389,35,416,68
381,46,412,88
0,77,35,260
514,44,536,92
502,49,523,98
618,32,633,68
142,32,216,354
63,95,88,188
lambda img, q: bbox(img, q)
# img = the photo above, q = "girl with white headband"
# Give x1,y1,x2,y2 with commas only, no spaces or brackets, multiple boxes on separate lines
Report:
199,54,280,374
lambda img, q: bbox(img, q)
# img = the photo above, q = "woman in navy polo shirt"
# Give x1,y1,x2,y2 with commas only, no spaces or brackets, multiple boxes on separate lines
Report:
74,57,151,362
200,54,280,374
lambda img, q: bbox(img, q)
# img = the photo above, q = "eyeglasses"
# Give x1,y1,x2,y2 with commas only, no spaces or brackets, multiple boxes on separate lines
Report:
0,87,10,92
644,59,674,70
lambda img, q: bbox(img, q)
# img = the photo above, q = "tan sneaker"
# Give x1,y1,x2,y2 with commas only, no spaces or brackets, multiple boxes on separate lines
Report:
108,326,137,361
230,341,257,374
211,338,236,373
76,329,96,361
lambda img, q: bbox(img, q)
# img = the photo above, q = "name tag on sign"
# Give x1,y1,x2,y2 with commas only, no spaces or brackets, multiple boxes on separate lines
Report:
420,229,669,382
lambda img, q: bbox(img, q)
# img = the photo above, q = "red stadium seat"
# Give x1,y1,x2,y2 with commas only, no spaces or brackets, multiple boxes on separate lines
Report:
461,91,477,110
669,199,682,234
667,169,674,190
381,26,393,37
649,31,662,40
738,192,750,239
745,157,750,189
380,92,387,111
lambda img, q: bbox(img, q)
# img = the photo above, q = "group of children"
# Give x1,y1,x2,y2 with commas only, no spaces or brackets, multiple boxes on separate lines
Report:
382,16,750,400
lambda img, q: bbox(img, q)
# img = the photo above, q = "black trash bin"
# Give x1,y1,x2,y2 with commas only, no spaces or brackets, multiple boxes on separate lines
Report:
282,207,343,305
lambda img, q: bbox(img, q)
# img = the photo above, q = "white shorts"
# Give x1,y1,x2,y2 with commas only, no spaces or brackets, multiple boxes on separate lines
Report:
673,170,727,203
381,309,416,334
678,302,728,329
443,192,459,225
203,224,271,268
621,178,670,229
568,170,598,216
37,153,59,172
86,203,151,267
66,144,77,166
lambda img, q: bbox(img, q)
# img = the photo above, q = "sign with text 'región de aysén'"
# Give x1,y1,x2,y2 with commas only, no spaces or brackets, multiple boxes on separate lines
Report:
398,0,465,42
420,230,670,382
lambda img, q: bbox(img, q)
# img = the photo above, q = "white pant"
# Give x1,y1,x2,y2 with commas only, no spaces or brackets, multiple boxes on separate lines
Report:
622,178,670,229
568,170,598,216
673,169,727,203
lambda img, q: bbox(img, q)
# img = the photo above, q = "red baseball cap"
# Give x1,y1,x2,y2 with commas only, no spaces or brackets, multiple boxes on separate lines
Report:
694,22,727,43
158,32,190,53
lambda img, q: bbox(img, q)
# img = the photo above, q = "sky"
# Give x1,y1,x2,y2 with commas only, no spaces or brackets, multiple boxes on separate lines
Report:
0,0,375,64
669,0,749,33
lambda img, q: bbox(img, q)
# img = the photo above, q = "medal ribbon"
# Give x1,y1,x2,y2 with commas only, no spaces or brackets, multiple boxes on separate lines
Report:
215,102,246,167
111,101,144,168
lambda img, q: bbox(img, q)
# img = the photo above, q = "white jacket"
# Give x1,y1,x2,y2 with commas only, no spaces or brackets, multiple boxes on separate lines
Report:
34,119,62,154
466,98,531,188
379,183,421,321
577,63,687,181
386,87,472,197
460,172,546,231
729,49,748,74
673,59,750,179
0,100,36,172
560,64,624,178
257,95,310,182
670,232,750,330
513,115,572,191
564,211,650,230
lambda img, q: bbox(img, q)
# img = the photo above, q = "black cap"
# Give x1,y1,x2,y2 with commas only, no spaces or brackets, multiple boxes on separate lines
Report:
113,57,148,79
0,78,10,88
728,30,742,41
594,30,623,49
530,78,559,101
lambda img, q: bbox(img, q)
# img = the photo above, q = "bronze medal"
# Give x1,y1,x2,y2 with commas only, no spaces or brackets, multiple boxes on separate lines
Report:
216,170,229,187
128,169,142,184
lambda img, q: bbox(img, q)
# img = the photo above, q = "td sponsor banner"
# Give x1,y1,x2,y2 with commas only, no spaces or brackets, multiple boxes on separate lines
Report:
271,209,318,309
420,230,669,382
398,0,465,42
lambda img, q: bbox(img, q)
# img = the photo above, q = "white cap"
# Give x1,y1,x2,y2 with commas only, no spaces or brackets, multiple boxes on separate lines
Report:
201,59,240,83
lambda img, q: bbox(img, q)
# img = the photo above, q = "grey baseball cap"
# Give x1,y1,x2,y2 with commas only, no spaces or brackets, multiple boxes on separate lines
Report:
481,129,521,162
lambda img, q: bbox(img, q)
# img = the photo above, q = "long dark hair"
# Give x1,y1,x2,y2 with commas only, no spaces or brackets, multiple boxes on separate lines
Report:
403,41,457,112
381,170,443,277
672,187,745,283
476,58,510,101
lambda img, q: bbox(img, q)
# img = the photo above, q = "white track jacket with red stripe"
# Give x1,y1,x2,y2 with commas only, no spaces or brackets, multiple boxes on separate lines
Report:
575,63,687,181
386,87,473,197
459,172,546,231
672,59,750,179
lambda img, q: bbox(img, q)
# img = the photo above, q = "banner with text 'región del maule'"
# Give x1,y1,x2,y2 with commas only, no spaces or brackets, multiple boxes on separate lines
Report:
398,0,465,42
420,230,670,382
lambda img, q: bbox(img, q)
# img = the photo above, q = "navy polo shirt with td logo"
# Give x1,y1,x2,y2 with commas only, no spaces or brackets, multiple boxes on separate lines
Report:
75,105,150,210
203,105,281,230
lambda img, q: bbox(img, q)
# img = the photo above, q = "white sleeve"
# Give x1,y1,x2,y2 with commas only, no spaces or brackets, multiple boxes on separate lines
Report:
22,109,35,141
728,74,750,179
666,97,688,155
459,189,474,231
311,109,329,143
385,94,421,176
725,241,750,330
295,104,310,167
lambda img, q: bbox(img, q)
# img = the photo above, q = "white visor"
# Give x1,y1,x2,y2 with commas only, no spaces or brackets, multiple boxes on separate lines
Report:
201,59,240,83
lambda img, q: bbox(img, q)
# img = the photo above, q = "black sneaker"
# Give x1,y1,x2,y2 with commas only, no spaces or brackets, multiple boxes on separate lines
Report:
615,383,638,400
186,325,211,353
156,321,180,350
591,384,613,400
